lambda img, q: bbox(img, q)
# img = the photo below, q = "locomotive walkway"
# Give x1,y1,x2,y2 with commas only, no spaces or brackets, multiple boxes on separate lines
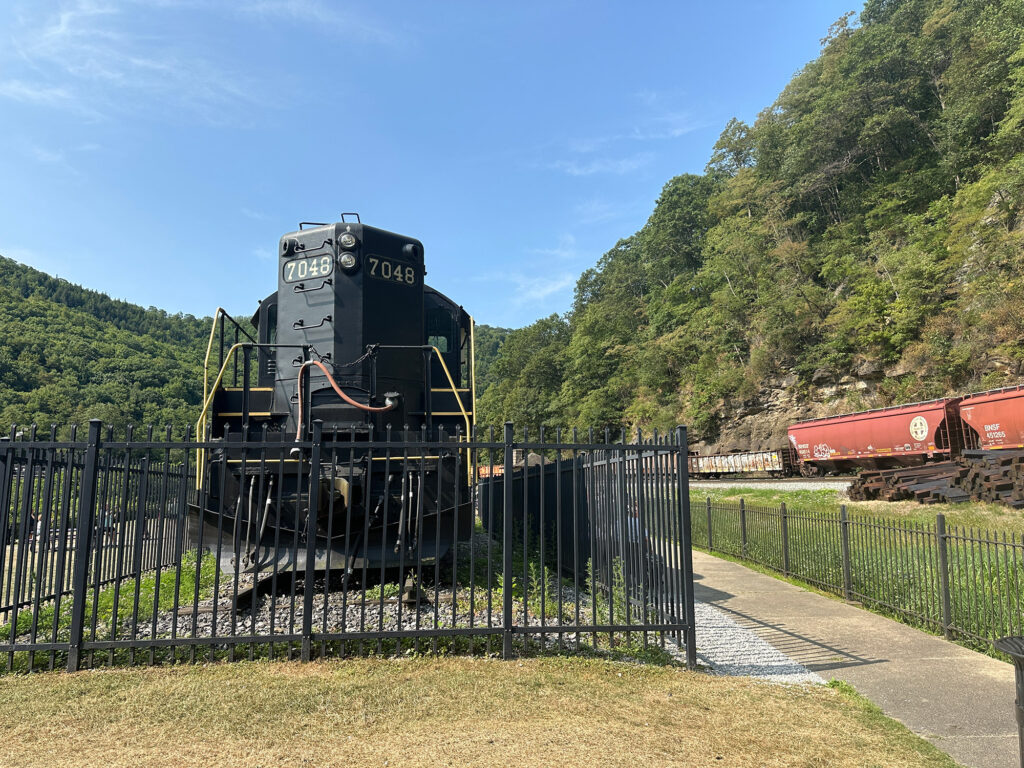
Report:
691,549,1018,768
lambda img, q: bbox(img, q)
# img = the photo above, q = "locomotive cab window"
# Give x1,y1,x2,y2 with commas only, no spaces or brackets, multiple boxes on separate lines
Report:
427,308,455,353
266,303,278,346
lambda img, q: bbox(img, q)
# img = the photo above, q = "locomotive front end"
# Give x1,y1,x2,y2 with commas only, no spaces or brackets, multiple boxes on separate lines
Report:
193,218,475,583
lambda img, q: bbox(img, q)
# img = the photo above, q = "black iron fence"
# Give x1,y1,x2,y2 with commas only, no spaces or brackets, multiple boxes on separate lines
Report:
692,497,1024,654
0,421,696,672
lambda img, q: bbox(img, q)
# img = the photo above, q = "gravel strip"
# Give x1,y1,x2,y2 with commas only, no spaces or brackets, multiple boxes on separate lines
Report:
691,479,851,493
695,600,824,685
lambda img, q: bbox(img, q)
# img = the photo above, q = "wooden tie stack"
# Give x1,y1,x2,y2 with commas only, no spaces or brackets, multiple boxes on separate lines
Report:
958,449,1024,508
847,449,1024,507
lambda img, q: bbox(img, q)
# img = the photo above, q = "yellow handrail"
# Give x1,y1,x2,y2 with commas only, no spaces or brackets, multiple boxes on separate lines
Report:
428,344,474,485
200,309,225,441
428,345,471,438
195,341,248,489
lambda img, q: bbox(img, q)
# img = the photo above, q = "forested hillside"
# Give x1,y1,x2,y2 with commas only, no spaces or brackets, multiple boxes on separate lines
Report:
0,253,510,433
0,256,210,431
479,0,1024,446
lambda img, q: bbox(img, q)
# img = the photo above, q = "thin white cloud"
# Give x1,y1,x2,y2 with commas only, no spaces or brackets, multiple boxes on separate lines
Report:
528,233,581,262
251,246,275,262
631,111,703,140
1,1,264,123
635,89,659,107
549,95,701,177
239,0,394,42
476,270,576,308
17,139,98,171
0,80,75,107
573,199,619,225
29,145,65,164
567,135,614,154
552,153,654,177
506,272,576,307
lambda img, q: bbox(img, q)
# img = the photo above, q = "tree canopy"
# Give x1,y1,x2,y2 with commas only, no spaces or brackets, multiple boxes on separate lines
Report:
478,0,1024,442
0,256,210,433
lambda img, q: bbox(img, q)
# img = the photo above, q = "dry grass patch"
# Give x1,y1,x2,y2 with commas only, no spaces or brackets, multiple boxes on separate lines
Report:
0,657,958,768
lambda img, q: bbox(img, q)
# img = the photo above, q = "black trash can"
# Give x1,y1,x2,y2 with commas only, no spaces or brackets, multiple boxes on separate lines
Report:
994,636,1024,768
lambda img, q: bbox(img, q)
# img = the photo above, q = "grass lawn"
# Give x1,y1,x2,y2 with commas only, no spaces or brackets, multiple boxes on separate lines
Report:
0,657,959,768
692,487,1024,534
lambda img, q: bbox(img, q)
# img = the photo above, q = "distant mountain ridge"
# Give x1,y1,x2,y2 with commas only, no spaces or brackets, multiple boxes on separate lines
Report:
0,255,209,346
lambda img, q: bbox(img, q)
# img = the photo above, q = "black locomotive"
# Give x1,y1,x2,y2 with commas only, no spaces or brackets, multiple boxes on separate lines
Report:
191,216,475,577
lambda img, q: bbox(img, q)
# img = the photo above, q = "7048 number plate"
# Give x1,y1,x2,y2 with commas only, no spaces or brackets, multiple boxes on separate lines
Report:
282,254,333,284
367,256,416,285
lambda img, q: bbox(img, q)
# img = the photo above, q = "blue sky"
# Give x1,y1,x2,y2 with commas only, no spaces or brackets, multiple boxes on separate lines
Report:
0,0,855,329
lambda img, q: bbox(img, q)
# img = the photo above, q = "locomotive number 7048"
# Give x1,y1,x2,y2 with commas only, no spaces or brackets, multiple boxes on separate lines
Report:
283,255,334,283
368,256,416,285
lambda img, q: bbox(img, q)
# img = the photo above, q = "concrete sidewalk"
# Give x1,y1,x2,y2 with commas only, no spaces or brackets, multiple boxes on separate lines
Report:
692,550,1019,768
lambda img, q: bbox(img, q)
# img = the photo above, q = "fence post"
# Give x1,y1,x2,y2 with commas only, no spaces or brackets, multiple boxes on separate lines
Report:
67,419,102,673
675,426,697,670
301,420,323,662
839,505,853,601
739,498,747,559
705,497,713,551
780,502,790,576
502,422,514,660
132,454,150,578
936,514,953,640
0,433,13,565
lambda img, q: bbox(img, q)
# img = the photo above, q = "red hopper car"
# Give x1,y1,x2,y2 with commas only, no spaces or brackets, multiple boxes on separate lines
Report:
691,384,1024,477
958,384,1024,450
787,398,967,474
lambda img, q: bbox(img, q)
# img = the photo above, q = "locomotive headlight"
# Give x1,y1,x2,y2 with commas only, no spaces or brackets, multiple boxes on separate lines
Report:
339,232,358,249
338,252,358,271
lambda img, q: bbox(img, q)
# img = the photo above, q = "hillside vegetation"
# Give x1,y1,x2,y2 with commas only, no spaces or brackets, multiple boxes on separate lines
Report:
479,0,1024,443
0,256,211,432
0,254,508,433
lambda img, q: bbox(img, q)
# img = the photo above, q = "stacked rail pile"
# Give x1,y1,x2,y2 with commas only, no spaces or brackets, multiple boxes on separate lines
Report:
958,449,1024,508
847,462,967,504
848,449,1024,507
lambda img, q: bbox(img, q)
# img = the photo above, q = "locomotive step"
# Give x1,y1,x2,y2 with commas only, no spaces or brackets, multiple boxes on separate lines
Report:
212,387,275,415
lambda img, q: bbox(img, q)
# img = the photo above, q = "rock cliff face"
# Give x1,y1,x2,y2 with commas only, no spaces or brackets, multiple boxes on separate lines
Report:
697,364,890,454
